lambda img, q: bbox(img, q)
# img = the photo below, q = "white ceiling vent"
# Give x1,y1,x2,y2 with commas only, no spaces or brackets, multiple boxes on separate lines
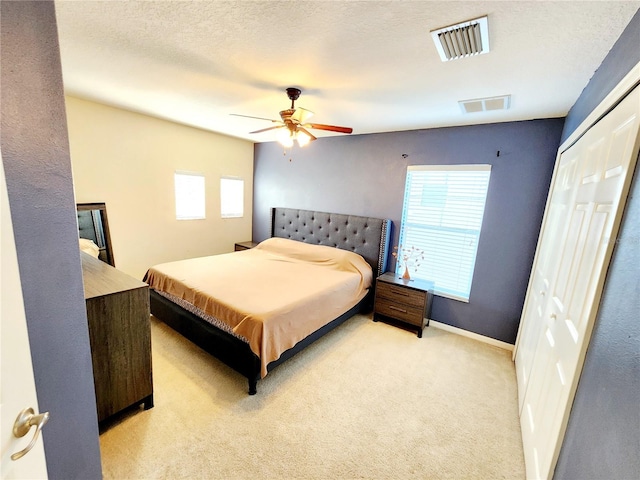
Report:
459,95,511,114
431,15,490,62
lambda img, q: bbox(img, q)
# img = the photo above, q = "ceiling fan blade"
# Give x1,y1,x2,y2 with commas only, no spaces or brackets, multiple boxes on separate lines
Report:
297,127,317,141
250,125,285,134
230,113,280,123
291,107,314,124
307,123,353,134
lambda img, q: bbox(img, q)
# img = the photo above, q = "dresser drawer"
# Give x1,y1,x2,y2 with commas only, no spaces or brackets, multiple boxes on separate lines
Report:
376,281,427,308
373,273,434,338
374,298,424,327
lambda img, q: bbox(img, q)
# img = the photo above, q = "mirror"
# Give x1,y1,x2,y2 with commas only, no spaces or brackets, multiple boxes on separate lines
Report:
77,203,115,266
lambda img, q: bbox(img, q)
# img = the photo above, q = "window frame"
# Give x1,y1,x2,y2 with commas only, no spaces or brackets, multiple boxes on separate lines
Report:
174,170,206,220
397,164,491,302
220,176,244,219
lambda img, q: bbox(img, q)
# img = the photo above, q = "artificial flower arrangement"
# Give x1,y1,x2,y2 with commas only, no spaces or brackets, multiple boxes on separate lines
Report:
392,245,425,280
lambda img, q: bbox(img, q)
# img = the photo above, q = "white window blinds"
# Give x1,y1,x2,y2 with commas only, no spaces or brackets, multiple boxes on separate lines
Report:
398,165,491,302
174,171,205,220
220,177,244,218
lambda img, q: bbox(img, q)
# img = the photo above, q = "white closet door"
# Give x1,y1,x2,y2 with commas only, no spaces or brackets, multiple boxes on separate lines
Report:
516,86,640,480
515,145,579,409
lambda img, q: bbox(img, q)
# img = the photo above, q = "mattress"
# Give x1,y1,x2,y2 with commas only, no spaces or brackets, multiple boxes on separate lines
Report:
144,237,373,376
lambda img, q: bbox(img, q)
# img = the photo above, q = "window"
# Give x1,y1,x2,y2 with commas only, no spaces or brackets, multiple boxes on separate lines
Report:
174,171,205,220
220,177,244,218
398,164,491,302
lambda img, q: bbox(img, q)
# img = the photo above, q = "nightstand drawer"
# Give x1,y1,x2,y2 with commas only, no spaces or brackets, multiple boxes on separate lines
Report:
374,298,424,327
376,281,426,308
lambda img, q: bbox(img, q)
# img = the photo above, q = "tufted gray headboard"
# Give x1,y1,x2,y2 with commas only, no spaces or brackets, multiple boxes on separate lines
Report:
271,207,391,277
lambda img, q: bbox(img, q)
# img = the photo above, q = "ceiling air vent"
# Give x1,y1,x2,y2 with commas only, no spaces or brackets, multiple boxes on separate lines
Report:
459,95,511,114
431,15,489,62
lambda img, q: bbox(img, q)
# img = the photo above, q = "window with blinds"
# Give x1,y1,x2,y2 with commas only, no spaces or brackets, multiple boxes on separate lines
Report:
175,171,205,220
220,177,244,218
398,165,491,302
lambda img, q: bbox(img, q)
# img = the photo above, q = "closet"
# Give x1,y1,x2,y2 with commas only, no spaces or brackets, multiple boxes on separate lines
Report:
514,84,640,479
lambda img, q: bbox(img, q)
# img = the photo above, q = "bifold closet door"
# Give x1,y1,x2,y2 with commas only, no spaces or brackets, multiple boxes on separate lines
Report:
515,85,640,480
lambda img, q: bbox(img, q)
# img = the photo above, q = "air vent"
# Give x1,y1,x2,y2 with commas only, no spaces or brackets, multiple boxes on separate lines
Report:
459,95,511,114
431,16,490,62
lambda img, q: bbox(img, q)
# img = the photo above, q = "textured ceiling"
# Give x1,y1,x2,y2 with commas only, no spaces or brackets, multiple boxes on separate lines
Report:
54,1,640,143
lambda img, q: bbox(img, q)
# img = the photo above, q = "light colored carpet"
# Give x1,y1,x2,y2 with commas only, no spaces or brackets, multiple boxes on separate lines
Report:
99,314,525,479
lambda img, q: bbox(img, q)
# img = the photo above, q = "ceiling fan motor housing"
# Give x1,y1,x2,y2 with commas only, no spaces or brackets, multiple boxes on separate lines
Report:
286,87,301,102
279,108,298,133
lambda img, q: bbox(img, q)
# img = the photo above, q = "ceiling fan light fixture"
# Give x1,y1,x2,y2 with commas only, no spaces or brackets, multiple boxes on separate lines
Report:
296,130,312,147
276,128,294,148
276,127,312,148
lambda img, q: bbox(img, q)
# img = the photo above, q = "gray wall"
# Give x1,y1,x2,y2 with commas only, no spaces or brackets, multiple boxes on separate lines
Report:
554,8,640,480
254,119,563,344
561,8,640,144
0,1,102,478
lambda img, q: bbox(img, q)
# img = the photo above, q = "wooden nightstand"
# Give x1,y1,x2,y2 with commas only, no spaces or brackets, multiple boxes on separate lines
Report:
373,272,434,338
234,241,259,251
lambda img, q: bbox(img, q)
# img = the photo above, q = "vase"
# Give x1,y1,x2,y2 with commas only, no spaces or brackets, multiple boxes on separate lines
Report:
402,265,411,280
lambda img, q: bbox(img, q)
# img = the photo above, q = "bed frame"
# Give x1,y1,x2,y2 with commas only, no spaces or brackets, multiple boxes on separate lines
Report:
149,207,391,394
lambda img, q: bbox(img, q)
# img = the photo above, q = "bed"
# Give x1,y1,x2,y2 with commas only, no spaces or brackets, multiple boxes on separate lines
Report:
145,207,391,394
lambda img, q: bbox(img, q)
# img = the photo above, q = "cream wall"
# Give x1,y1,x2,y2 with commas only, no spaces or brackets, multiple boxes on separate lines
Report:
66,96,254,279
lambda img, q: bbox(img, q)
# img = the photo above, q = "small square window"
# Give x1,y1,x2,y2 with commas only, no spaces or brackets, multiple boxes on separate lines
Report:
175,171,205,220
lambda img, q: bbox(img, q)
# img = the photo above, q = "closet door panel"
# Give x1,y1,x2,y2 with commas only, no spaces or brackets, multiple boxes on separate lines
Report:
515,86,640,480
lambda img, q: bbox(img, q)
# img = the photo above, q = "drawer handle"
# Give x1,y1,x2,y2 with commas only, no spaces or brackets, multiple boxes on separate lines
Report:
391,291,409,297
389,305,408,313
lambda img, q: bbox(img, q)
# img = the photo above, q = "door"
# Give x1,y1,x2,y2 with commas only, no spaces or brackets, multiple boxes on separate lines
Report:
0,153,49,479
514,146,578,408
515,85,640,479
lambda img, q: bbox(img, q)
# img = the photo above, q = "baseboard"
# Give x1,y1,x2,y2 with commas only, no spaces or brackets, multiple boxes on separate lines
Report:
429,320,514,352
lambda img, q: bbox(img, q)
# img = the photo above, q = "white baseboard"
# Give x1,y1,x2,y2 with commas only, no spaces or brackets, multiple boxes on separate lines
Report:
429,320,514,352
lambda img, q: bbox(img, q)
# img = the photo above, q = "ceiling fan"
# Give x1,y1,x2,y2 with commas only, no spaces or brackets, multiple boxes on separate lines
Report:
231,87,353,147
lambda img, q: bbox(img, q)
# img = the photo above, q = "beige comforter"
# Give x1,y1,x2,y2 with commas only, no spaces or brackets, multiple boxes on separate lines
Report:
145,237,372,377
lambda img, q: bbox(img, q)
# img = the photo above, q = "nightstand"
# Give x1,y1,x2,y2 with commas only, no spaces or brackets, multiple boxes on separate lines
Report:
373,272,434,338
234,241,259,251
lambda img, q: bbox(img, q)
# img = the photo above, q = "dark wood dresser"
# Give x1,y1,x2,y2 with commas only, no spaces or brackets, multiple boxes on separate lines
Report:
373,272,434,338
81,252,153,422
